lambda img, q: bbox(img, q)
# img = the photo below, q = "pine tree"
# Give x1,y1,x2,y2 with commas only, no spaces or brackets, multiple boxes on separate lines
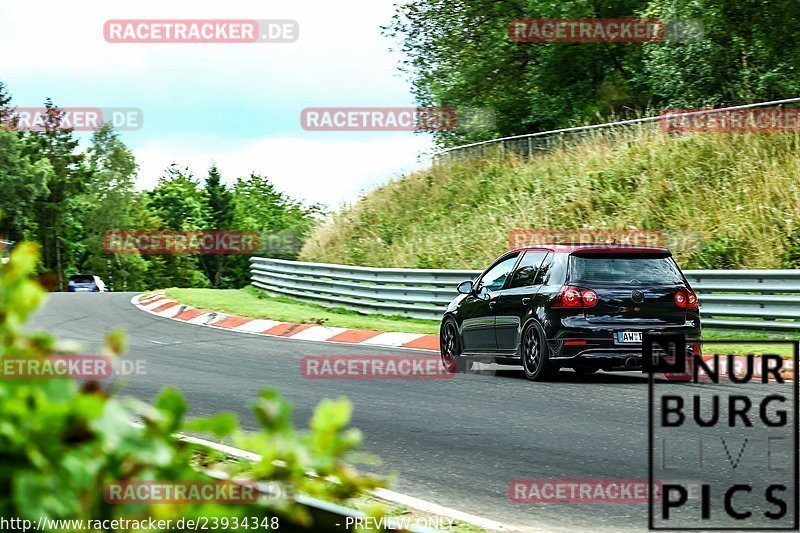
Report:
202,164,235,287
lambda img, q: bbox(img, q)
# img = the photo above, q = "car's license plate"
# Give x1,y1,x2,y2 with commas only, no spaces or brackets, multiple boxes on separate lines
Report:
617,331,642,343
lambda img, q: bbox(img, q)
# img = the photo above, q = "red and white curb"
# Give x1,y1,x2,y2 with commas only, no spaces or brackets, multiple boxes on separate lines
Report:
132,292,441,352
131,293,794,380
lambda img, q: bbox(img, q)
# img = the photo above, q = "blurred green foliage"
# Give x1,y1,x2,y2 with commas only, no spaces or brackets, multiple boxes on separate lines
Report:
0,244,383,531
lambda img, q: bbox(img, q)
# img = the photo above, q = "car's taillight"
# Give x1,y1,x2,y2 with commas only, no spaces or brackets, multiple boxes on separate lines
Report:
92,285,100,292
581,289,598,307
553,286,598,309
687,291,698,308
674,289,698,309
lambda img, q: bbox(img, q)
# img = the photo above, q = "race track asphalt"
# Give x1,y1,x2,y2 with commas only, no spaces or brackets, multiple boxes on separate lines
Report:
28,293,797,532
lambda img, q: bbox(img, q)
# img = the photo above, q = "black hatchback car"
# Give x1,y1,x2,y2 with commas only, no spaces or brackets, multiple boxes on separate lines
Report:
439,244,701,380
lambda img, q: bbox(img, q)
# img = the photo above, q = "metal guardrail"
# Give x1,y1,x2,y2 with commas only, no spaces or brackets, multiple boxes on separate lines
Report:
251,258,800,330
683,270,800,330
431,97,800,163
251,257,478,320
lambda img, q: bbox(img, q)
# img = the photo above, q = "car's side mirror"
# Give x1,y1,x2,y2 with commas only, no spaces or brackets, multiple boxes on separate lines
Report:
457,280,474,294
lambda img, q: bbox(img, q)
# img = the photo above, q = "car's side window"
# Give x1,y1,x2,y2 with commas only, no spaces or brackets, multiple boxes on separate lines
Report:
535,252,555,285
476,254,519,294
509,251,548,289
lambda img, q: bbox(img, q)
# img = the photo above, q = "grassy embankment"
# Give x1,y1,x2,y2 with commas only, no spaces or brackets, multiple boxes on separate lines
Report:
300,128,800,270
164,287,439,334
167,127,800,357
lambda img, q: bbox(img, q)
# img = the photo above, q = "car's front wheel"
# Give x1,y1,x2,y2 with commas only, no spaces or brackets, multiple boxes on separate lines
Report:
440,319,468,373
521,322,553,381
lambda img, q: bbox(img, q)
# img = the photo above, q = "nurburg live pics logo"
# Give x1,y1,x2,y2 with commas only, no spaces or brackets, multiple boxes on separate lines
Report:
645,334,799,530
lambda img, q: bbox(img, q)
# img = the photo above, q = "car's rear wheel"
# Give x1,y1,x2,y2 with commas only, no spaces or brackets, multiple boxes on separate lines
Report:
440,319,468,373
521,322,551,381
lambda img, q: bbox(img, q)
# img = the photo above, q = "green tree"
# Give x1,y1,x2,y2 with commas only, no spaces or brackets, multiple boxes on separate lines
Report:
0,83,52,270
227,174,320,287
145,166,211,288
0,128,52,243
24,99,88,289
0,81,12,121
201,164,235,288
385,0,651,146
79,124,149,291
148,165,211,231
386,0,800,146
641,0,800,106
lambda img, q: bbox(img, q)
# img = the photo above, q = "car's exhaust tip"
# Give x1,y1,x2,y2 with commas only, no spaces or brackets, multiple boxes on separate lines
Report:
624,356,638,368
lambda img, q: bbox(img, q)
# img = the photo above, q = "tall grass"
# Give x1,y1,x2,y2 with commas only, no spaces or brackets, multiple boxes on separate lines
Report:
301,127,800,269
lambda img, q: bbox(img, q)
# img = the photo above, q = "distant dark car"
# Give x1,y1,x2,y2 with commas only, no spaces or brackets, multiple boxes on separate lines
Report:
439,244,701,380
67,274,108,293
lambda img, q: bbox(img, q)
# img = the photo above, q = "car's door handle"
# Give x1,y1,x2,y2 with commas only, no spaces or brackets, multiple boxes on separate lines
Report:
488,301,496,309
522,297,531,306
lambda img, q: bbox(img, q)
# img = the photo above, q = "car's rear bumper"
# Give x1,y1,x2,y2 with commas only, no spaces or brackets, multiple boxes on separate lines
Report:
548,320,701,370
554,348,648,370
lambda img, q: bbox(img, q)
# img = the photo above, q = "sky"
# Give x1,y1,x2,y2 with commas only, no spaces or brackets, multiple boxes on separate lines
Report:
0,0,434,209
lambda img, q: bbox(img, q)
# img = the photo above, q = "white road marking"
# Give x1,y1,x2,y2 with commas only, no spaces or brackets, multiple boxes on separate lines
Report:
186,313,218,325
234,318,283,332
361,332,426,347
174,431,527,532
287,325,349,341
159,304,186,318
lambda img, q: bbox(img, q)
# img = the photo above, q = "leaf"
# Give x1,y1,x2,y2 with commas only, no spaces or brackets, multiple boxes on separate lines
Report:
252,389,292,433
183,412,239,437
310,398,352,433
90,399,139,449
154,388,187,433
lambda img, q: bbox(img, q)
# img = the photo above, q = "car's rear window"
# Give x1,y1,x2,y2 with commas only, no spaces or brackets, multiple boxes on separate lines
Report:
70,275,95,284
568,255,683,285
